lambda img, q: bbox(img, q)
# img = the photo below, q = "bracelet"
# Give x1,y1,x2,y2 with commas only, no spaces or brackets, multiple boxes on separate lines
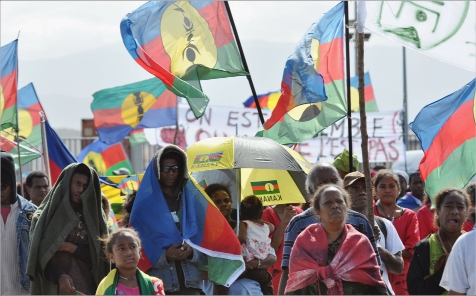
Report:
257,259,261,269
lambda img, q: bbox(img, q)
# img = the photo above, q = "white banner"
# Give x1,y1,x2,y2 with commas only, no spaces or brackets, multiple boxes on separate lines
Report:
144,104,272,148
360,1,476,72
144,105,404,163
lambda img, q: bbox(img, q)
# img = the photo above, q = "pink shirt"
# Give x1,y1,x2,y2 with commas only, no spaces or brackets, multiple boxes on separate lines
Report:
1,206,12,224
116,283,140,295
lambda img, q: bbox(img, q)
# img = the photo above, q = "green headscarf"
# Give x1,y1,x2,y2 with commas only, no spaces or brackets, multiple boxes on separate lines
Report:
333,149,360,173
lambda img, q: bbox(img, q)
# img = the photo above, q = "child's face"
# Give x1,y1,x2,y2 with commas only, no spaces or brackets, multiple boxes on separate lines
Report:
109,233,140,270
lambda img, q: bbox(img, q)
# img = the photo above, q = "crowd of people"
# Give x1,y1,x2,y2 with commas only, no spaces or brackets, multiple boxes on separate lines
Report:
1,145,475,295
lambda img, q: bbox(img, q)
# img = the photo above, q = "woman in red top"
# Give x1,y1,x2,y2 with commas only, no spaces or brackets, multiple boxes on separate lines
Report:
373,170,420,295
262,204,302,294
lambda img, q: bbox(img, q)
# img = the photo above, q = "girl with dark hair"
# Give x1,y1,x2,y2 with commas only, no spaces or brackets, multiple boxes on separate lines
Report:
238,195,276,294
373,170,420,295
407,188,470,295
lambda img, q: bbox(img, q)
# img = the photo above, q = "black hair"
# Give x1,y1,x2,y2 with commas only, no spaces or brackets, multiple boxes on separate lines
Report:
433,187,471,228
101,194,111,218
99,228,142,262
240,195,263,220
26,171,48,187
464,182,476,207
372,165,386,171
74,164,91,178
373,169,400,189
313,184,351,211
121,191,137,227
408,171,422,185
205,184,232,203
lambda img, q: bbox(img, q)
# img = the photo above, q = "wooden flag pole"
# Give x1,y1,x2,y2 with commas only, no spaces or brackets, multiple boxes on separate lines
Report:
224,1,265,125
357,29,374,226
344,1,354,171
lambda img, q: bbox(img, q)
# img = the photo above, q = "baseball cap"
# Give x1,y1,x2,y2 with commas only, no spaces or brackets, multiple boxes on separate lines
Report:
343,171,365,188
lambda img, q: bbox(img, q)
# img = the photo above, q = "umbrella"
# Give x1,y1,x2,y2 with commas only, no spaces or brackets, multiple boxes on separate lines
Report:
186,136,311,207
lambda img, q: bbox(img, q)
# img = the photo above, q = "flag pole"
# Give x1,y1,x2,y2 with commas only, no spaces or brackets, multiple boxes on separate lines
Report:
14,35,23,194
356,16,374,226
402,47,409,173
15,130,23,195
40,112,51,183
224,1,265,125
344,1,354,171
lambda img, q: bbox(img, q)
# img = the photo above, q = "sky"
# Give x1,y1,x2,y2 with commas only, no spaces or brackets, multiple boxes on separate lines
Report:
1,1,475,131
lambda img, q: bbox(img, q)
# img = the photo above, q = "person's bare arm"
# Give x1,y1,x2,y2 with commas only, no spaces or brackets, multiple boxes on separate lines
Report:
402,249,413,259
238,221,247,244
378,247,404,274
245,254,276,269
278,268,289,295
270,206,296,250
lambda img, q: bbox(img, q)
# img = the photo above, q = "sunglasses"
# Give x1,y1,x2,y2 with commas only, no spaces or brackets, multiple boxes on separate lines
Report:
1,183,8,191
160,165,179,173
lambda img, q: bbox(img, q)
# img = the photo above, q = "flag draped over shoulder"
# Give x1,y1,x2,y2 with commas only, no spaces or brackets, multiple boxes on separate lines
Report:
0,40,18,130
360,1,476,72
257,2,347,145
44,120,77,185
91,78,177,145
0,135,41,170
130,158,244,286
120,1,247,118
409,79,476,201
243,91,281,110
77,139,133,176
350,72,378,112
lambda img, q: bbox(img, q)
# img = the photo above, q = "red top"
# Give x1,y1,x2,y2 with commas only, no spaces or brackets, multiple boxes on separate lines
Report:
374,204,420,295
262,206,303,293
416,203,438,239
1,206,12,224
463,220,475,232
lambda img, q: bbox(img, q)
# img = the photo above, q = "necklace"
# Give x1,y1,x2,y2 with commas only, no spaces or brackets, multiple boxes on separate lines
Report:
118,275,136,281
378,203,397,220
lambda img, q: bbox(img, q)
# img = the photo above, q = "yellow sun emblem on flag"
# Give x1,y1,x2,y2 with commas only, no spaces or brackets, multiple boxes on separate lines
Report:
121,91,156,128
161,2,218,78
83,152,106,175
2,109,33,141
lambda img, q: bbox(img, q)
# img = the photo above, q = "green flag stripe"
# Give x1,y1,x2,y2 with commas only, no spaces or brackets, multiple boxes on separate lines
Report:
0,106,17,130
425,138,476,199
91,78,167,110
251,180,278,186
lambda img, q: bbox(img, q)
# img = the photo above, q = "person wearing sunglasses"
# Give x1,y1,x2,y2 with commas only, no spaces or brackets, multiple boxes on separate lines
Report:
130,145,207,295
1,151,38,295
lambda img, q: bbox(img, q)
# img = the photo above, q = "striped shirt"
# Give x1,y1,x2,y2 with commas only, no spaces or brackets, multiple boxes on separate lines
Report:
1,201,27,295
282,208,381,268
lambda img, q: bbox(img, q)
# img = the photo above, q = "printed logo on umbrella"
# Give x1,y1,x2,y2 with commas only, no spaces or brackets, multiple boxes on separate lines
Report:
193,151,224,164
191,151,224,169
251,180,281,195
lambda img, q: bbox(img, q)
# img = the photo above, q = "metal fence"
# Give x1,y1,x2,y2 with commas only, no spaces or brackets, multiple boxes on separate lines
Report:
19,133,422,177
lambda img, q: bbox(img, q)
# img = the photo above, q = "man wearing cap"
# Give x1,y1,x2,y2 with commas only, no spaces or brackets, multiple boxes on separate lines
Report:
1,151,37,295
344,171,404,295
